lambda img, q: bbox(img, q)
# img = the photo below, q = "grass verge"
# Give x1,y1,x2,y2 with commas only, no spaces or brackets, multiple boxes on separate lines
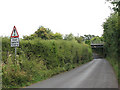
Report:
106,57,119,84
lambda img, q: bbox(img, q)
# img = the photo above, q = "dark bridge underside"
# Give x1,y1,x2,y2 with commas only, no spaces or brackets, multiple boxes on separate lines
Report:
91,44,104,57
91,44,104,49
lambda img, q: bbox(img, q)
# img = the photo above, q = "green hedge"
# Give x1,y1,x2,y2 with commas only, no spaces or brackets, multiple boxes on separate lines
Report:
103,13,119,83
2,37,92,88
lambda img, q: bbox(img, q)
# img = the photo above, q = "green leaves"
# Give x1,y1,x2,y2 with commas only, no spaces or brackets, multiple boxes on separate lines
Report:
106,0,120,12
103,12,120,83
90,36,104,44
64,33,75,41
2,37,92,88
23,26,63,40
103,13,118,58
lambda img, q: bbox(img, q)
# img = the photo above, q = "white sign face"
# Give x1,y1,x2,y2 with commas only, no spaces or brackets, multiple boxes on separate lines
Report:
11,38,19,47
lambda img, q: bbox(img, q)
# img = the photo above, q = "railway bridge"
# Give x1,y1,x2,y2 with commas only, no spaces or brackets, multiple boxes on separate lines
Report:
91,43,104,58
91,43,104,49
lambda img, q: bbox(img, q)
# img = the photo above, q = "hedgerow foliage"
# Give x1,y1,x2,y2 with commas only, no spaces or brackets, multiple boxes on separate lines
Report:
104,0,120,84
103,13,119,83
2,37,92,88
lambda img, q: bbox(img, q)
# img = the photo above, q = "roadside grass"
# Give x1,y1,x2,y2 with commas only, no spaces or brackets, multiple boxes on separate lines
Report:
22,61,92,88
106,57,119,84
2,59,90,88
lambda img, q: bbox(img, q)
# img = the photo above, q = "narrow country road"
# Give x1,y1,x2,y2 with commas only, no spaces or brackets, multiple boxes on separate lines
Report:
25,57,118,88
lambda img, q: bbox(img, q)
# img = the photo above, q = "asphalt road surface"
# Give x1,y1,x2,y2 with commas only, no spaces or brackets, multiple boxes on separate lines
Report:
25,57,118,88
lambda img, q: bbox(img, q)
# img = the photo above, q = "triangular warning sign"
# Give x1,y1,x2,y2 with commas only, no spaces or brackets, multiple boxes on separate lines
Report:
11,26,19,38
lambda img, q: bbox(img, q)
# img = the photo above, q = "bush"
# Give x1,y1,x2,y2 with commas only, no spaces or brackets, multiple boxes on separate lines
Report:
2,37,92,88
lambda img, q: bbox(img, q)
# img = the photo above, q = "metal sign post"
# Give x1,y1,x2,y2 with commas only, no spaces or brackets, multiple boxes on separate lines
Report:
15,47,17,60
11,26,19,62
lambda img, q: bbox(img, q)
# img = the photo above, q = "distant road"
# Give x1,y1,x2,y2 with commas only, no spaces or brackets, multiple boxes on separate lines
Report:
25,58,118,88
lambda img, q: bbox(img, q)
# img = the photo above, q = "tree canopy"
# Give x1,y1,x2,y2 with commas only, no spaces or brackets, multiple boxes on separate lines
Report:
23,26,63,40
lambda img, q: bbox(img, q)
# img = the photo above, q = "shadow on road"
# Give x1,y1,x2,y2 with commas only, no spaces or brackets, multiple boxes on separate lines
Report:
92,53,103,59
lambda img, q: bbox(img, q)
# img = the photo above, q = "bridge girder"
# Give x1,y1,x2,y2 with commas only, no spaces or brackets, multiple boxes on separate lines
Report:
91,44,104,49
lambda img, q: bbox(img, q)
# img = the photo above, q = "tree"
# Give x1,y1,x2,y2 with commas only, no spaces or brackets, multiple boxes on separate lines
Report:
35,26,53,39
23,26,63,40
106,0,120,12
104,0,120,84
75,36,83,43
83,34,95,45
52,33,63,40
64,33,75,41
90,36,104,44
103,13,118,58
23,34,35,40
84,34,95,40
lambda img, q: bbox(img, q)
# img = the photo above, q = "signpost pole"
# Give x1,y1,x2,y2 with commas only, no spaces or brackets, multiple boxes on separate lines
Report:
11,26,19,64
15,47,17,60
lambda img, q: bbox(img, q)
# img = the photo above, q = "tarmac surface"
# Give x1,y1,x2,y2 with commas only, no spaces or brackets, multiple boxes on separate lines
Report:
25,55,118,88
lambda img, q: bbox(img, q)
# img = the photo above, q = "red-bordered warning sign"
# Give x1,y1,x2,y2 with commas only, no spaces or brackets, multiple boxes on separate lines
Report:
11,26,19,38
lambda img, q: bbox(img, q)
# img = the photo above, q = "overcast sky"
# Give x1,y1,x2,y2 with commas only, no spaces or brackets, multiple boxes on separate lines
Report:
0,0,112,38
